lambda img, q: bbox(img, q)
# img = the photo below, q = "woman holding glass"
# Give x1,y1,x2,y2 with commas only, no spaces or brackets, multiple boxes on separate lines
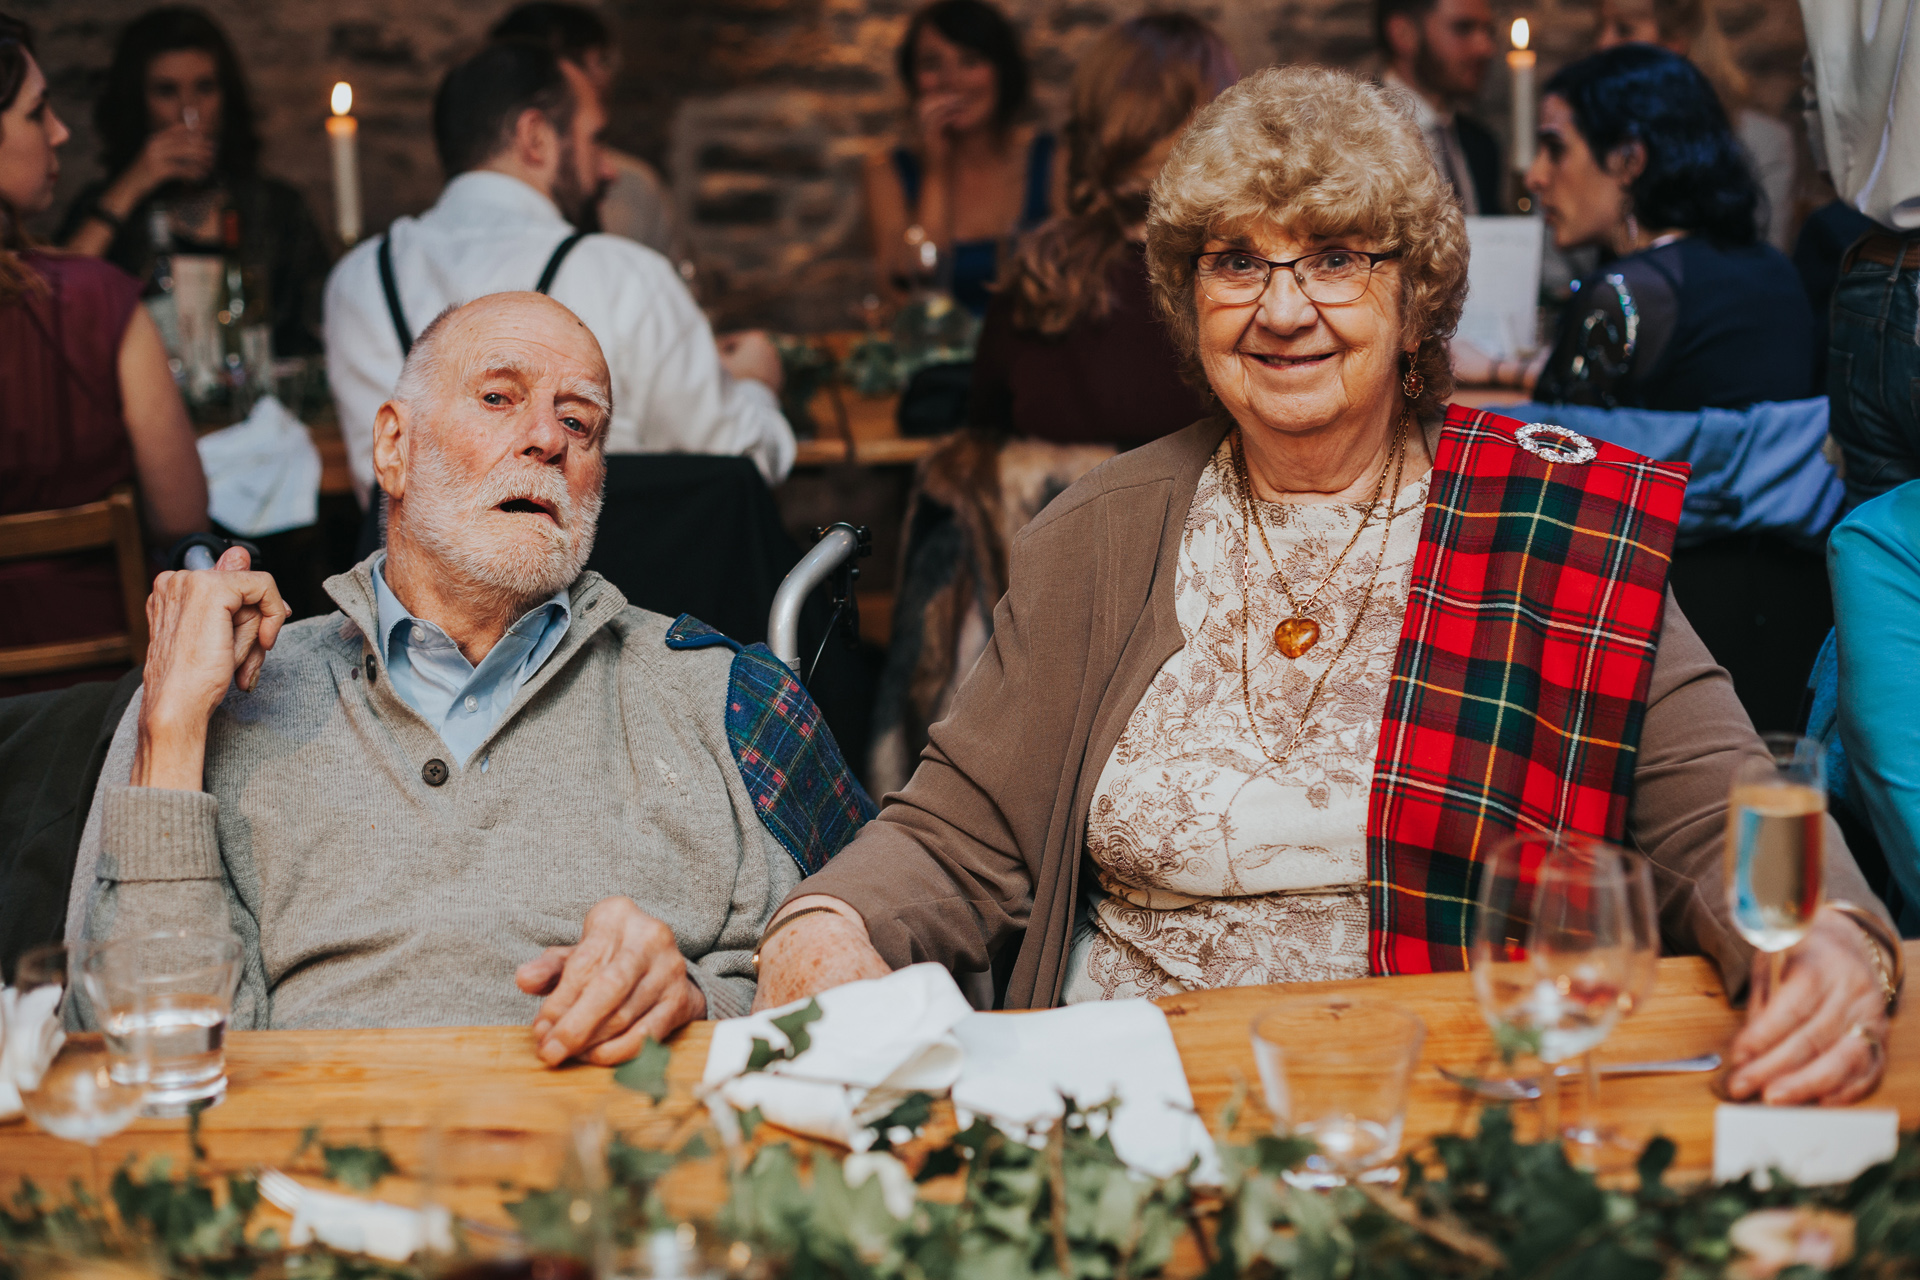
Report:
760,66,1898,1108
865,0,1058,317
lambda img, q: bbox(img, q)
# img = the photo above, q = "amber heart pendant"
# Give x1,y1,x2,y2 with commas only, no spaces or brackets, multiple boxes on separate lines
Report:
1274,617,1321,658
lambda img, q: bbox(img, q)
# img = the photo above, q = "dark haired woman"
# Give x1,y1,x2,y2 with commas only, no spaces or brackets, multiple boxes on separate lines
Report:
1525,44,1814,409
968,13,1234,447
865,0,1059,316
57,6,330,356
0,12,206,693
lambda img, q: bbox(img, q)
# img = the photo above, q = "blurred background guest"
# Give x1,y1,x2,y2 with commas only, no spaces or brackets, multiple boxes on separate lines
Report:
865,0,1057,317
1528,44,1821,733
53,6,331,357
325,40,792,510
1376,0,1500,215
490,1,685,263
1528,45,1812,412
968,12,1233,448
0,13,206,694
1595,0,1797,252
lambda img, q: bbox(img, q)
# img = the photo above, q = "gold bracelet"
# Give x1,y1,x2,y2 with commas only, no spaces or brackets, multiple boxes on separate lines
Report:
751,905,845,974
1828,900,1904,1012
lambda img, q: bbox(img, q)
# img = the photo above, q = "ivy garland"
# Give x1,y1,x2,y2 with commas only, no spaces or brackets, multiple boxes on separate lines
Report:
4,1012,1918,1280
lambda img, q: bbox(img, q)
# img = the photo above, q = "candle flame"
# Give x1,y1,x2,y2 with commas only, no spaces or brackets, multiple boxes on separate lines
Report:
1511,18,1530,50
331,82,353,116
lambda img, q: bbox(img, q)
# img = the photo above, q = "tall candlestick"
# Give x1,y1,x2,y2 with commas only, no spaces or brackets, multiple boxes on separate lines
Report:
328,81,362,247
1508,20,1537,174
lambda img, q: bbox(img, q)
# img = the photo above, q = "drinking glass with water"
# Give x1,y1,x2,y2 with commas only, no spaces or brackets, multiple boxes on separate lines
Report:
1725,734,1826,1006
1249,996,1427,1188
83,931,242,1117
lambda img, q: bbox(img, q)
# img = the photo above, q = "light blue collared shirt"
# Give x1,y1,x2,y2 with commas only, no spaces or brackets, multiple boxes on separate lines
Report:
372,555,573,766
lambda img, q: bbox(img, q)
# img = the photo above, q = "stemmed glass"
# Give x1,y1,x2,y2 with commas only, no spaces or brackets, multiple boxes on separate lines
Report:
13,944,150,1198
1561,844,1659,1155
1471,833,1638,1164
1725,734,1826,1008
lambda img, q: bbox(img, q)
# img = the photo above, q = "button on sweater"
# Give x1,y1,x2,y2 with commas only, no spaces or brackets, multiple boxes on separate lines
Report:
72,559,804,1029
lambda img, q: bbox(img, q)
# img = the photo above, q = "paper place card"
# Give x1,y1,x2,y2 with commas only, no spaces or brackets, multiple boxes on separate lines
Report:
1457,215,1546,361
1714,1104,1898,1187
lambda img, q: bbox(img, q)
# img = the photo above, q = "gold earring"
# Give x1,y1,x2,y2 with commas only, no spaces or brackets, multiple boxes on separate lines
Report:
1402,367,1425,401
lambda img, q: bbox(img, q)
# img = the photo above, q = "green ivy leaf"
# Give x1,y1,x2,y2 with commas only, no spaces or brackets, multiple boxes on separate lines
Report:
322,1145,397,1192
770,999,824,1057
612,1036,672,1103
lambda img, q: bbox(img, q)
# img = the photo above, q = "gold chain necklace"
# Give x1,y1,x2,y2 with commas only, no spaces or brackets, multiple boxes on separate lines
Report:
1230,427,1397,658
1234,412,1409,770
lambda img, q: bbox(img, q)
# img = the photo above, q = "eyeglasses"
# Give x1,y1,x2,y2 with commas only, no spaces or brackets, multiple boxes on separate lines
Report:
1192,248,1400,306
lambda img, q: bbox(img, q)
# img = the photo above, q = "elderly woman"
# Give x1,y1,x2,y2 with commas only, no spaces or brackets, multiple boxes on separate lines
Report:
759,67,1900,1107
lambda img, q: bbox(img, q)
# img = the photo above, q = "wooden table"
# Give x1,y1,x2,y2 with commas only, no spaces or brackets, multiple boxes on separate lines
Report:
5,948,1915,1222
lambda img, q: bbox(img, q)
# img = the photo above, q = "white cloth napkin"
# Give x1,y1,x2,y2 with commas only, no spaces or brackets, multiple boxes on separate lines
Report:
288,1186,453,1262
703,967,1218,1179
0,985,67,1121
951,1001,1220,1181
703,963,971,1151
196,394,321,537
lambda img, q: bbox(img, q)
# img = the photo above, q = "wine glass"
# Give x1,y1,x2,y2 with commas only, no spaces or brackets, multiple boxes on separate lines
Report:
1725,734,1826,1009
1472,832,1636,1160
14,944,150,1198
1558,843,1658,1158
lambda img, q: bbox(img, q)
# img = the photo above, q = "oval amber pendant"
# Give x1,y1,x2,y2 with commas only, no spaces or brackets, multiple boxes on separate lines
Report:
1274,617,1321,658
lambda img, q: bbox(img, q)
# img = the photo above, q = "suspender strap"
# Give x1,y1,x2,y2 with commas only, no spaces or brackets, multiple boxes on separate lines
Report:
535,231,589,295
376,233,413,357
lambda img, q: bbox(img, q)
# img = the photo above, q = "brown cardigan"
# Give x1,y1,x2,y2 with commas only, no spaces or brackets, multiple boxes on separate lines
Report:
797,417,1883,1007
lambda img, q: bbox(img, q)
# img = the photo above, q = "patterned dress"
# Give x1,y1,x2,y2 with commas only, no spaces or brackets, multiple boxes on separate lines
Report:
1062,436,1431,1001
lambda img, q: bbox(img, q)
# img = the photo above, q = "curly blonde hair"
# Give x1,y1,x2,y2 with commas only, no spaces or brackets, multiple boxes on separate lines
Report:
1143,65,1469,422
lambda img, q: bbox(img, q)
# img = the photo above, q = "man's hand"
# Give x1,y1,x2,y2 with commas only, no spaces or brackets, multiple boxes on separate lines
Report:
517,897,707,1066
750,895,891,1012
717,330,784,393
132,546,291,792
1725,906,1893,1105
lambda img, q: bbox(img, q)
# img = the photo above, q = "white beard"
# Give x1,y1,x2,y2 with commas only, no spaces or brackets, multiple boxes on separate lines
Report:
400,437,603,606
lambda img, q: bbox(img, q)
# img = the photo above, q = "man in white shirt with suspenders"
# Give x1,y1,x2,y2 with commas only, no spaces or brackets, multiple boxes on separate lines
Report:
323,40,794,513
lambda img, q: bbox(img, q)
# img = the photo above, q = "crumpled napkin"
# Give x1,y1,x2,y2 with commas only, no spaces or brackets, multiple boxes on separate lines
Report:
703,963,971,1150
288,1186,453,1262
0,985,67,1120
704,966,1218,1179
196,394,321,536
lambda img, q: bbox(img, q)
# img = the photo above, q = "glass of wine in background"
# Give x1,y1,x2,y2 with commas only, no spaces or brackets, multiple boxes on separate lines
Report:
1725,734,1826,1010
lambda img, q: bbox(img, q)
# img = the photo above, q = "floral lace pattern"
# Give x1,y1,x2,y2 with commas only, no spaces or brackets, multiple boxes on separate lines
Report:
1062,438,1430,1002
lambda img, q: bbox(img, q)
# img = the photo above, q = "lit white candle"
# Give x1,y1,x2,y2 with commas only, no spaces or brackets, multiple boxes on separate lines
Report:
327,81,362,247
1508,20,1537,174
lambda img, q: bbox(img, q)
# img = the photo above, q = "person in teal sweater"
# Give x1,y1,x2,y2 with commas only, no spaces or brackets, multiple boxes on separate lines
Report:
1831,480,1920,934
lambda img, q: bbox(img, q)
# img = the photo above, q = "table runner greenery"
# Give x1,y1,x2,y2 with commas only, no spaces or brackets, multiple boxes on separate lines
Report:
3,1014,1915,1280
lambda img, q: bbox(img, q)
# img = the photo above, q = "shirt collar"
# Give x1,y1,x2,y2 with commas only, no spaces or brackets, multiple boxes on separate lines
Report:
372,552,574,664
1383,68,1453,131
429,170,571,232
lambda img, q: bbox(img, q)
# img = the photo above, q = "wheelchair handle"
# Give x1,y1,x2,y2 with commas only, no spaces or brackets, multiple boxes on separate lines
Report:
769,523,869,672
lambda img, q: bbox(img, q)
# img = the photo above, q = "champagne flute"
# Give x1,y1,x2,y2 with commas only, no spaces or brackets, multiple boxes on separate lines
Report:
1725,734,1826,1008
1472,833,1635,1158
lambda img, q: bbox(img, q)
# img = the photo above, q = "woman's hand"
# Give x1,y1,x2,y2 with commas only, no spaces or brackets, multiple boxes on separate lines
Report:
1724,906,1892,1106
107,123,216,212
751,895,891,1011
914,91,963,165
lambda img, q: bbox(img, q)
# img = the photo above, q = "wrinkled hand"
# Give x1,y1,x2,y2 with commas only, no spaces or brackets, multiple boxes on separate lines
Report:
1725,907,1892,1105
717,329,783,393
133,546,291,792
517,897,708,1066
750,896,891,1012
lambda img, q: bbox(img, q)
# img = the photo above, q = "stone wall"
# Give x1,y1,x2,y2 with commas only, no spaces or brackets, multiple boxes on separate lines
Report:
25,0,1812,331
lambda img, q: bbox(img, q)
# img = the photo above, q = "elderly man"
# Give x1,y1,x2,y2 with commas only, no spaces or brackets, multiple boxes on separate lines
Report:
74,292,869,1062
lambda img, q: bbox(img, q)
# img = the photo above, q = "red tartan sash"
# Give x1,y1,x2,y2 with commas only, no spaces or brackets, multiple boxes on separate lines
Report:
1365,405,1688,974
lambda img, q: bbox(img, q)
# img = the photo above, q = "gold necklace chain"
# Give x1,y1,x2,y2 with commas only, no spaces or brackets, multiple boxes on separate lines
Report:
1234,411,1410,770
1231,427,1398,620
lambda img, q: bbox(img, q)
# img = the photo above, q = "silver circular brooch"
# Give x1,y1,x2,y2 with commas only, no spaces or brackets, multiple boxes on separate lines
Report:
1514,422,1598,465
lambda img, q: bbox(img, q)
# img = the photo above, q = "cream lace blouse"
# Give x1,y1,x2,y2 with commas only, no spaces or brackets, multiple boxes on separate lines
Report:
1062,436,1431,1002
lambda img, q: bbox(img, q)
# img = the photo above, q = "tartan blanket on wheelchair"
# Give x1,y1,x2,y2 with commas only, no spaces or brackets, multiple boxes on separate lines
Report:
1367,404,1688,974
665,616,876,877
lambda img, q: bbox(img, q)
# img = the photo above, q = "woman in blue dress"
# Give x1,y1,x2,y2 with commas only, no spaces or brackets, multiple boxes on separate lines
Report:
864,0,1059,317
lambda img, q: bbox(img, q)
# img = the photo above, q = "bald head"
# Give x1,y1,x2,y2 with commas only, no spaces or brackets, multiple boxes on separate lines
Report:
393,291,612,428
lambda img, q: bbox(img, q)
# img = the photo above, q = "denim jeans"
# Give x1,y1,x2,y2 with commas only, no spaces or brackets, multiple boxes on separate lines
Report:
1830,230,1920,508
